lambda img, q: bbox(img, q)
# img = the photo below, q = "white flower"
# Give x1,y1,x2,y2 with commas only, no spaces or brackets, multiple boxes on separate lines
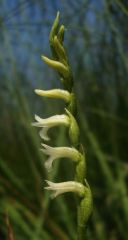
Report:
35,89,71,103
32,114,69,141
44,180,85,198
41,144,83,171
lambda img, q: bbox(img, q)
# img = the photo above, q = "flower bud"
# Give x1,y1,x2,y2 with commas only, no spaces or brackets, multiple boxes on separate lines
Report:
42,56,70,78
53,36,67,64
35,89,71,103
49,11,60,44
57,25,65,43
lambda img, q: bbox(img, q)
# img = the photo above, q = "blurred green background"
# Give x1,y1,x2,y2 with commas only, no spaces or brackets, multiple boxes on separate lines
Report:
0,0,128,239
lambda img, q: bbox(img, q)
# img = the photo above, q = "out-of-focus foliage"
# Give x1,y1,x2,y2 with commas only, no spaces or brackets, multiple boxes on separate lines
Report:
0,0,128,239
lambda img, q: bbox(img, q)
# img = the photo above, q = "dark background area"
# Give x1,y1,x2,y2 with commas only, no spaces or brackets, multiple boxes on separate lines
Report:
0,0,128,239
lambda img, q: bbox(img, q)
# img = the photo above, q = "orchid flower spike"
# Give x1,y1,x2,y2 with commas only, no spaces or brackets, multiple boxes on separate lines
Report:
32,114,69,141
44,180,85,199
41,143,83,171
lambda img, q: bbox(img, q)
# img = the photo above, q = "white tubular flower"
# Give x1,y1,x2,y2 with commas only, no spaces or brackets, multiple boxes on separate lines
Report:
32,114,69,141
44,180,85,198
41,144,83,171
35,89,71,103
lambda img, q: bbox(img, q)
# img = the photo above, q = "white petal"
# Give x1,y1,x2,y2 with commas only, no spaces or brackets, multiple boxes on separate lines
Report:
44,180,56,189
44,156,54,172
31,122,42,127
39,128,50,141
35,114,43,122
41,144,53,154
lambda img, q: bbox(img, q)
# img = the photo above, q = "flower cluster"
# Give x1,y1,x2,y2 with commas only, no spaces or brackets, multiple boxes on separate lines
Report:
32,103,85,197
32,12,93,239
